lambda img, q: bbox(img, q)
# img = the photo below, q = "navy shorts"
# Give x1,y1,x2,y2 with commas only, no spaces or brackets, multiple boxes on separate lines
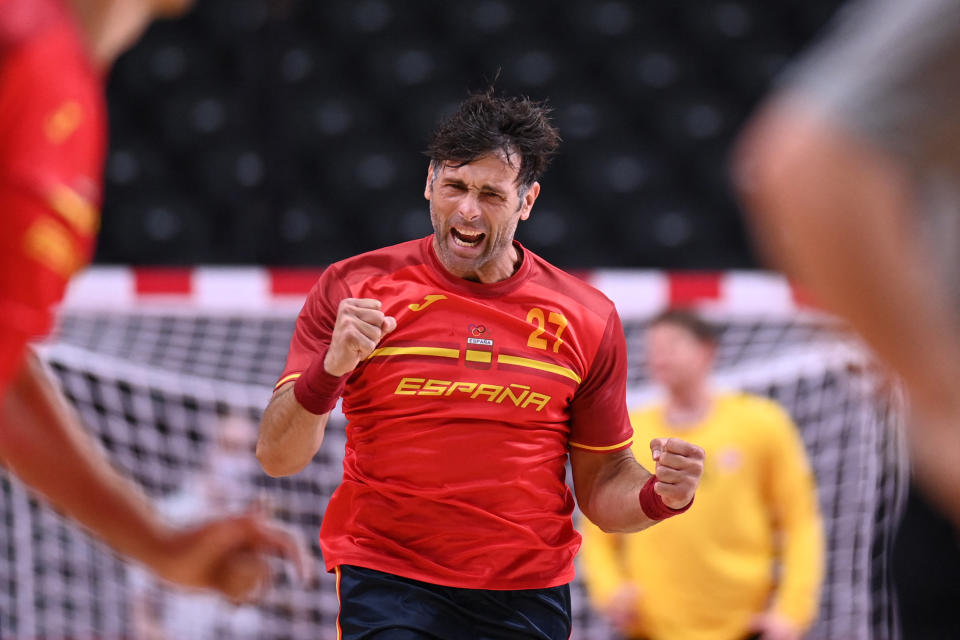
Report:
335,565,572,640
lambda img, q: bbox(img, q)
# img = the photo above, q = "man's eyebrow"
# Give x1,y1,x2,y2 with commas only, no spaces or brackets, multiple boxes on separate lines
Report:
442,179,508,196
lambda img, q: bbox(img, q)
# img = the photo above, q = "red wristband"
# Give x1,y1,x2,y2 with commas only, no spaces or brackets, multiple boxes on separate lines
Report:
293,349,347,415
638,476,693,521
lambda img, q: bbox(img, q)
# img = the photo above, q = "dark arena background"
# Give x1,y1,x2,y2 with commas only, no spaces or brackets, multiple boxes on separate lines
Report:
2,1,958,639
95,0,843,269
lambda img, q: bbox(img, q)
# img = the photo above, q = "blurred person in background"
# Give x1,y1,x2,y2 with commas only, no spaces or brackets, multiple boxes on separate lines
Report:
735,0,960,529
580,309,824,640
0,0,305,601
256,91,704,639
734,0,960,636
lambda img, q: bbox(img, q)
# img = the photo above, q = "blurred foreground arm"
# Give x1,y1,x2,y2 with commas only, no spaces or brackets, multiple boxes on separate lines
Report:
0,350,308,600
735,100,960,526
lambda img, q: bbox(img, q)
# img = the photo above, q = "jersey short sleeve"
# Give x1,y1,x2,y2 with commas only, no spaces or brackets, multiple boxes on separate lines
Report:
0,2,105,339
275,265,351,389
567,307,633,452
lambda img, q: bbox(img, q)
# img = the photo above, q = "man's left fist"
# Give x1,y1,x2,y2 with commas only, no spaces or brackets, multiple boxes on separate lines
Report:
649,438,705,509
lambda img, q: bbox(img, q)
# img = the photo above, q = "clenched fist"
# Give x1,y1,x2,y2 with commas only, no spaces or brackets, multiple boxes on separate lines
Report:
649,437,704,509
324,298,397,376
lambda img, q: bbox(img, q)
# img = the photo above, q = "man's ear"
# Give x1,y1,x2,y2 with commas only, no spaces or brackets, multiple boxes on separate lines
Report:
424,162,435,200
519,182,541,221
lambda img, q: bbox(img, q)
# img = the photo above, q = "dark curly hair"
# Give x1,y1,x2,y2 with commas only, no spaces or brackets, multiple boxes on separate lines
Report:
426,89,561,192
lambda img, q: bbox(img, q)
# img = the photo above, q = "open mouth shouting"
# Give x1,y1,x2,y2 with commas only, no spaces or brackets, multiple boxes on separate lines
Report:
450,226,486,250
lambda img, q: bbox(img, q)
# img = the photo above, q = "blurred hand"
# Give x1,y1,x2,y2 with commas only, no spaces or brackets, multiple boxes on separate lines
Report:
324,298,397,376
605,583,642,636
750,612,802,640
148,510,311,602
649,437,704,509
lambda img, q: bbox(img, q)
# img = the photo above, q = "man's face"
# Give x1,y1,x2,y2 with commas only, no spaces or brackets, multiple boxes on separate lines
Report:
645,322,715,390
425,152,540,282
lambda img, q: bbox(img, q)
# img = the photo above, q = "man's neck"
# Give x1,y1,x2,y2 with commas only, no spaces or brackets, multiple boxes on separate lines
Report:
664,382,713,428
443,240,524,284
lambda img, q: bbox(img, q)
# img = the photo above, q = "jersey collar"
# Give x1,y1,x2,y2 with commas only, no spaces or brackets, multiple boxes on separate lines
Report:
421,235,533,298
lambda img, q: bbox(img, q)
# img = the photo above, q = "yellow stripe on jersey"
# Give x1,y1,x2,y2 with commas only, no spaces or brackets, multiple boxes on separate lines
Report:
368,346,460,359
45,100,83,144
23,218,83,277
274,372,301,390
497,354,582,383
569,437,633,452
47,183,99,236
465,349,492,363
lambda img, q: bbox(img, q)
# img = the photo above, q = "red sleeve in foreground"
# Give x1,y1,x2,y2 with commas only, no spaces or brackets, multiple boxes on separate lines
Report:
0,9,105,338
568,308,633,452
275,265,350,389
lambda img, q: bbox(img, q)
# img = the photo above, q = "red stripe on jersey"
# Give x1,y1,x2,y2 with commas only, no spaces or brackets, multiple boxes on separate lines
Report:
134,268,191,295
270,268,326,295
668,272,722,307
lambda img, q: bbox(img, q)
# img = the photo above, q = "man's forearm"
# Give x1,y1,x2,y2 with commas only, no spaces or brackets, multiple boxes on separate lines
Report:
572,449,659,534
256,383,329,477
573,439,702,533
0,352,173,569
589,460,659,534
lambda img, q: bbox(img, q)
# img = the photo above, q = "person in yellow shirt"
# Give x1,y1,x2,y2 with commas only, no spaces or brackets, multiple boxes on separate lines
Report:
580,309,824,640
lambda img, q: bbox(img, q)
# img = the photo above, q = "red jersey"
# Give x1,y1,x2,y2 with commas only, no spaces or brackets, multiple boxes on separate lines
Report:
0,0,105,340
278,236,633,590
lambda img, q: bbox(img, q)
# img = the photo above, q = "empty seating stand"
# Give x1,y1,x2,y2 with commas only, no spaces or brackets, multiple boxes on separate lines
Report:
99,0,844,268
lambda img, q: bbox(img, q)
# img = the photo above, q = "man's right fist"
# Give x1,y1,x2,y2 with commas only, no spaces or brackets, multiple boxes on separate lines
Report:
324,298,397,376
649,437,704,510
